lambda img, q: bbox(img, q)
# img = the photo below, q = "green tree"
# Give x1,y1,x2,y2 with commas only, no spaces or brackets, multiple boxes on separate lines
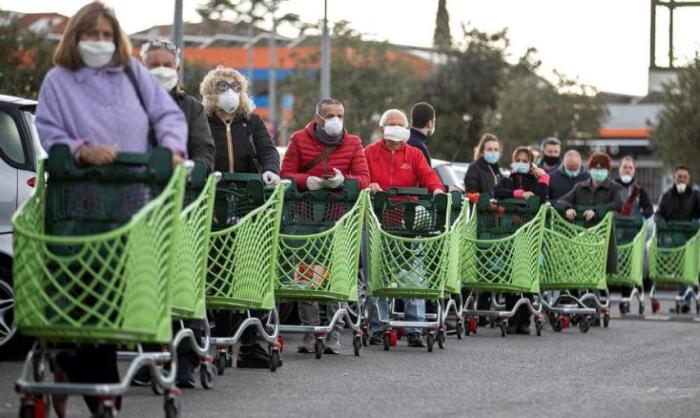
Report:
653,57,700,179
283,21,423,143
483,50,607,155
433,0,452,51
423,27,510,162
0,10,53,99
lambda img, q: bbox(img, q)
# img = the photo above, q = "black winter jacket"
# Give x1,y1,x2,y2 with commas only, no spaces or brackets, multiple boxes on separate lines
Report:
494,172,548,202
656,185,700,221
464,158,502,196
172,88,215,172
208,112,280,174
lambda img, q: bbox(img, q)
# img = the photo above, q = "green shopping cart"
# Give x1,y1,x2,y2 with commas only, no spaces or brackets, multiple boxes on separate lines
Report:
606,215,648,315
13,144,185,417
366,189,460,352
541,204,613,333
276,180,366,359
648,219,700,314
458,194,546,337
206,173,286,373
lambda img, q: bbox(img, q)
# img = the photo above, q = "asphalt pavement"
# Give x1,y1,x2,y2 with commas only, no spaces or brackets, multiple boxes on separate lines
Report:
1,295,699,418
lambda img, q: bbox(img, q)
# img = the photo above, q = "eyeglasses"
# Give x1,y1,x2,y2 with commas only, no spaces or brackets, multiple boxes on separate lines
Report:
145,39,178,54
216,80,242,93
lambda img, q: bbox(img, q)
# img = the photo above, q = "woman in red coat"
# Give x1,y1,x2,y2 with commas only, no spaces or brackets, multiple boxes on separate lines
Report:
364,109,445,348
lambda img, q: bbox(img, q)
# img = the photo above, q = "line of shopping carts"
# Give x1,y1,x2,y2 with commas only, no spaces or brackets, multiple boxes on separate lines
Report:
11,147,700,417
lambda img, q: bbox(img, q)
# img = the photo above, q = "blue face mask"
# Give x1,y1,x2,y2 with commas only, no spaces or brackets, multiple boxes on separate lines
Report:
484,151,500,165
512,162,530,174
590,169,609,183
565,168,580,178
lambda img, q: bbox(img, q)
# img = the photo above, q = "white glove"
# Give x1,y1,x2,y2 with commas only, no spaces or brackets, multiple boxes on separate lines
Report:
324,168,345,189
262,170,281,186
306,176,324,191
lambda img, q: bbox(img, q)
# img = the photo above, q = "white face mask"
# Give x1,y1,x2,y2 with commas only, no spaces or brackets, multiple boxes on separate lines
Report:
149,67,178,91
383,125,411,142
676,182,687,194
78,40,115,68
322,116,343,137
218,90,240,114
620,174,633,185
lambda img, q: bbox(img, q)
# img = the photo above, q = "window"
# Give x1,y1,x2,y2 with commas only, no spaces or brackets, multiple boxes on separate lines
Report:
0,111,26,165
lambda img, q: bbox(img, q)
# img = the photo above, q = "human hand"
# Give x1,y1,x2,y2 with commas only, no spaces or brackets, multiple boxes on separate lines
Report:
583,209,596,221
369,183,383,193
306,176,323,191
79,144,117,166
432,189,446,197
324,168,345,189
172,153,184,166
565,208,577,220
262,170,281,186
521,191,535,200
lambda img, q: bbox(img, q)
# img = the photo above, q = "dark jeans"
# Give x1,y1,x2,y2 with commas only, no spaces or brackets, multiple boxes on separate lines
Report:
211,309,268,347
55,345,120,414
505,293,532,326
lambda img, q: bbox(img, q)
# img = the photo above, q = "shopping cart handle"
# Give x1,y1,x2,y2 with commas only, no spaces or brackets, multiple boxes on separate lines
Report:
386,187,429,197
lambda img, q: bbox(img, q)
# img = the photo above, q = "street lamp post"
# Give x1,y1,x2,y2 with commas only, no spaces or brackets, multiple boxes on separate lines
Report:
320,0,331,99
172,0,184,82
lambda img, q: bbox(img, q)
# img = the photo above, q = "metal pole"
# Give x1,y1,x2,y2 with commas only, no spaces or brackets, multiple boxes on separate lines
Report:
668,0,675,68
320,0,331,99
269,1,278,137
172,0,184,81
246,14,254,95
650,0,656,69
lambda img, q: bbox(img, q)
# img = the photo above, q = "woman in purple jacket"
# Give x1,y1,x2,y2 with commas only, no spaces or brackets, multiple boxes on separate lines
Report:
34,3,187,416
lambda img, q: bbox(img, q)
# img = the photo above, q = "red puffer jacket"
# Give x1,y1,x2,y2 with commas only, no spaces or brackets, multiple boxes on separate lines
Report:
364,140,445,193
281,121,370,190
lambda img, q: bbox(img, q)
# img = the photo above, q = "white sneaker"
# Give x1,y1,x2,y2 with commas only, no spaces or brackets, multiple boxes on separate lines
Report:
324,330,341,354
297,333,315,353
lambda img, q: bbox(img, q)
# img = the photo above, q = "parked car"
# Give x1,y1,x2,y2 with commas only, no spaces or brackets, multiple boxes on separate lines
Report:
0,94,44,355
432,158,467,192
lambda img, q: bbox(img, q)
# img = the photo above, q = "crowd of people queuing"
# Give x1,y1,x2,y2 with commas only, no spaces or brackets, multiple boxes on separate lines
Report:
30,2,700,416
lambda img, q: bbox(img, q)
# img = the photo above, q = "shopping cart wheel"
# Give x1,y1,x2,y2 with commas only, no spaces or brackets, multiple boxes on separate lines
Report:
696,303,700,315
675,301,681,315
456,319,463,340
603,313,610,328
426,333,434,352
551,316,562,333
314,339,323,360
437,330,445,349
353,335,361,357
651,298,660,313
579,317,590,333
499,321,507,338
383,333,391,351
19,396,48,418
199,362,216,389
489,317,496,328
639,304,645,315
269,350,281,372
164,395,180,418
467,317,478,335
215,352,226,376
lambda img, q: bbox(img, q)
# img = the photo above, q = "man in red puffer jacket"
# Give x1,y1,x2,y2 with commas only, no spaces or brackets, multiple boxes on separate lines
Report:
281,98,370,355
364,108,445,348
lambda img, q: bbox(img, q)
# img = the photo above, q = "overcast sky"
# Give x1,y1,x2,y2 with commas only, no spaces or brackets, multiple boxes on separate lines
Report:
4,0,700,96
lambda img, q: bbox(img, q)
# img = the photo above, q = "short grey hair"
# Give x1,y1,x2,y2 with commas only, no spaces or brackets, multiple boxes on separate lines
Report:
378,109,408,127
140,38,180,67
315,98,343,116
620,155,635,164
541,136,561,150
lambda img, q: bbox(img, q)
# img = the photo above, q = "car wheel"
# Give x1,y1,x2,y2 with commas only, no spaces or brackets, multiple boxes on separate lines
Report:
0,264,31,358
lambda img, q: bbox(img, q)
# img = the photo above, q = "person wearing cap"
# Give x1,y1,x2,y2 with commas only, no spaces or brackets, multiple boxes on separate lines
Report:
364,108,445,347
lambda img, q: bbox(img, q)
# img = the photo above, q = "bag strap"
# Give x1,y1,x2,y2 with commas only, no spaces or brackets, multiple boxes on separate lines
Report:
620,184,641,216
124,64,157,148
299,145,337,174
242,121,263,174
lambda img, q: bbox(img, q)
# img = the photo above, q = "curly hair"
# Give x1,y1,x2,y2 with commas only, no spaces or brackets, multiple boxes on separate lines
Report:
199,65,255,118
587,151,612,170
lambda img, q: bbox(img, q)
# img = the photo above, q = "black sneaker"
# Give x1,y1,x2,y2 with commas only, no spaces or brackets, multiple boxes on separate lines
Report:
175,369,196,389
681,303,691,314
131,366,151,386
237,345,282,369
407,333,426,347
369,333,383,345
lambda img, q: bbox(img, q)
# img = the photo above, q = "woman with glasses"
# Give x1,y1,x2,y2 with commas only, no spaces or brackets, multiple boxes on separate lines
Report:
198,66,281,369
199,66,280,182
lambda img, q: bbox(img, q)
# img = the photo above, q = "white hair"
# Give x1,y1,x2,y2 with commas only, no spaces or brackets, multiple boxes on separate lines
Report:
140,39,181,67
378,109,408,127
